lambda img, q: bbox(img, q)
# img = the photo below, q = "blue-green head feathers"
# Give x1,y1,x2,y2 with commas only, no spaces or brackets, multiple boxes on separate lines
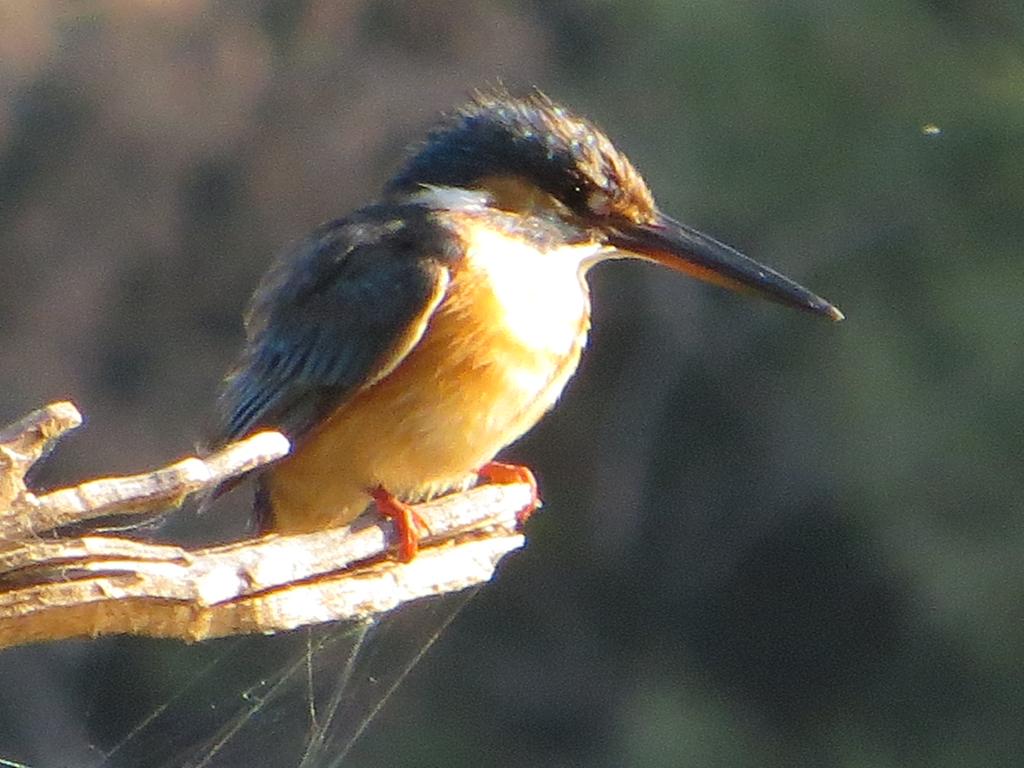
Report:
387,91,656,224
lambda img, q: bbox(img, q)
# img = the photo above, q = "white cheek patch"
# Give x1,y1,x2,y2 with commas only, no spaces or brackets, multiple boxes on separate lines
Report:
411,185,492,211
463,224,602,355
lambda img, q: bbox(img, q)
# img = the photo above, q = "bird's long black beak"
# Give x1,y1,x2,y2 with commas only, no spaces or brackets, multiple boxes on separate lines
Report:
607,213,843,321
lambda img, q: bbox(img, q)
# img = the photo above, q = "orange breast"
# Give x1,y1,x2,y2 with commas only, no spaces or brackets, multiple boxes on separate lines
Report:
264,226,596,532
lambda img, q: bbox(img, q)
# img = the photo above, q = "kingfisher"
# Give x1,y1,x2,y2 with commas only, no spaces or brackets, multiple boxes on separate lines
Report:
215,91,842,561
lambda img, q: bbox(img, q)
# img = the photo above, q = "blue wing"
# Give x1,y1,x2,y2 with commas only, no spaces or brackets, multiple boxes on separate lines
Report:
218,204,455,445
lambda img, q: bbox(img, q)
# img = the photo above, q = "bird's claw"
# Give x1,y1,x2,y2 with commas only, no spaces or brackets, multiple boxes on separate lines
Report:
477,461,541,527
371,486,431,562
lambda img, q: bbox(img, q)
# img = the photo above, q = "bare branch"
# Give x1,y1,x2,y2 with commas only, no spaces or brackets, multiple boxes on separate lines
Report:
0,402,528,649
0,402,293,541
11,431,291,539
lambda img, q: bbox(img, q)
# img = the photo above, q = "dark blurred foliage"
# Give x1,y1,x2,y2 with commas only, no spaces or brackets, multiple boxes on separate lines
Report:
1,1,1022,766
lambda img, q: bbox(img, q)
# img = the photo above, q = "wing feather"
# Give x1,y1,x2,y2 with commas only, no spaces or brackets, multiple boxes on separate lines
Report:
217,204,455,445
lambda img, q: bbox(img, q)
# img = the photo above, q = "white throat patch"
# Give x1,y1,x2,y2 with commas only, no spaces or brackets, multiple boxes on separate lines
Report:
460,221,605,355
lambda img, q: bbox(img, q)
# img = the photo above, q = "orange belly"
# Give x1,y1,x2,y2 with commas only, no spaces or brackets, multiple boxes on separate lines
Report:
264,258,590,532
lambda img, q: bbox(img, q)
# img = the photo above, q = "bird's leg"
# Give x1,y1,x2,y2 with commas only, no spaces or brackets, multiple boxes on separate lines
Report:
371,486,431,562
477,461,541,527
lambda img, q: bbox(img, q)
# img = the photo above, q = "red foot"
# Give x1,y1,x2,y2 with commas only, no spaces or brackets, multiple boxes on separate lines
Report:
477,461,541,527
371,486,431,562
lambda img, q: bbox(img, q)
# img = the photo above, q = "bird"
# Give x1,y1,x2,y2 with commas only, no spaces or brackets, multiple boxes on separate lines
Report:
214,90,842,561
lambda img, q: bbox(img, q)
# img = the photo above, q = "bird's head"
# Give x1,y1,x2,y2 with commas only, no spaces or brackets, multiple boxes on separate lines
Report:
387,91,842,321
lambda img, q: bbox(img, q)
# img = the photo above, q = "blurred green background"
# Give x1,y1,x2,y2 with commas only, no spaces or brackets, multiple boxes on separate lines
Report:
0,1,1022,766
